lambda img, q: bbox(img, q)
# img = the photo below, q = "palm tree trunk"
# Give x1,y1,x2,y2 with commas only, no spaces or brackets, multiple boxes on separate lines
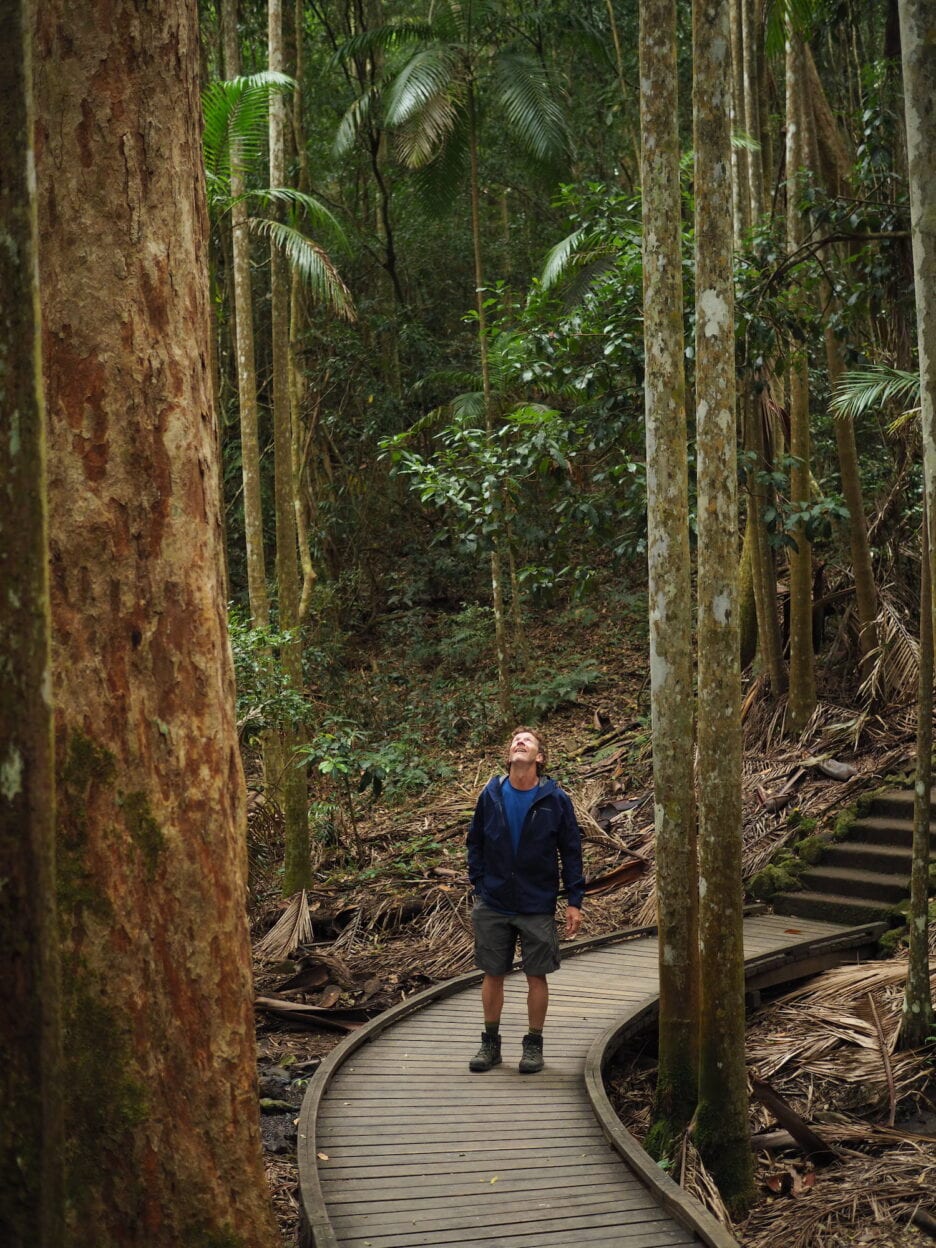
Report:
639,0,698,1153
222,0,270,632
741,0,764,221
692,0,754,1215
467,80,511,723
269,0,311,892
785,32,816,734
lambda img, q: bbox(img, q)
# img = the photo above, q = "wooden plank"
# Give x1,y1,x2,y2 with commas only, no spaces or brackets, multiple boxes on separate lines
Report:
319,1135,604,1161
320,1161,633,1202
318,1146,618,1180
322,1182,646,1220
336,1216,698,1248
332,1205,680,1246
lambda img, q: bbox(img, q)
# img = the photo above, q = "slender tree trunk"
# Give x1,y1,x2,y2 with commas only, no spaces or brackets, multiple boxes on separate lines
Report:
269,0,311,889
729,0,749,244
901,518,934,1048
467,81,511,723
692,0,755,1216
290,0,317,625
32,0,277,1240
799,46,879,678
898,0,936,1048
748,387,787,694
0,8,64,1242
785,32,817,734
741,0,764,221
639,0,698,1152
222,0,270,631
739,517,758,669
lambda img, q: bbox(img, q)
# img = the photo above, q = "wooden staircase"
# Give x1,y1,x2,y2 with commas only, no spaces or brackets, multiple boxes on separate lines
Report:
773,786,932,926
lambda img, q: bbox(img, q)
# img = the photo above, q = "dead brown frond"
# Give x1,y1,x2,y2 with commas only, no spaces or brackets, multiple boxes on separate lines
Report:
859,587,921,705
254,890,313,963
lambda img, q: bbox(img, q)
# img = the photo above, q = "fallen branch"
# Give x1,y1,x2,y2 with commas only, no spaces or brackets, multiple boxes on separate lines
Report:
751,1074,841,1164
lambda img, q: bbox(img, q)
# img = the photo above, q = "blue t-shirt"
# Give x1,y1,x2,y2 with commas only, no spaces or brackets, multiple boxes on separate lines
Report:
501,780,538,854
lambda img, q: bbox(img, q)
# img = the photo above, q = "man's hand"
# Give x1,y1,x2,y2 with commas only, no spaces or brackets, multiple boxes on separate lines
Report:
564,906,582,938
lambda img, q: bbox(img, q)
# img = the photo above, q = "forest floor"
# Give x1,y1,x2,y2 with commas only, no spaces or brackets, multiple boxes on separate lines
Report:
246,587,936,1246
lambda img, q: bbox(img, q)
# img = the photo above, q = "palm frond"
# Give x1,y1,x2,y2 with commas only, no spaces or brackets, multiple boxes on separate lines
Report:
449,391,486,422
333,87,379,158
732,131,762,151
249,219,355,320
395,89,459,168
202,71,295,185
765,0,822,55
490,51,569,164
245,187,348,249
408,112,470,215
383,47,460,129
333,21,432,66
412,368,483,393
830,366,921,421
540,228,588,289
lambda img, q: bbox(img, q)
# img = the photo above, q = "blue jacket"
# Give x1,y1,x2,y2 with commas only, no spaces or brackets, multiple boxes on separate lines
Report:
467,774,586,914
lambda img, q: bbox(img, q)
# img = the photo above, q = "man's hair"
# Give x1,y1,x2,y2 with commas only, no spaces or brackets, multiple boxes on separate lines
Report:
505,725,548,776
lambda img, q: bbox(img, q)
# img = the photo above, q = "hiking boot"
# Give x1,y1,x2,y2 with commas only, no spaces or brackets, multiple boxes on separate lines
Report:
468,1031,502,1072
518,1032,544,1074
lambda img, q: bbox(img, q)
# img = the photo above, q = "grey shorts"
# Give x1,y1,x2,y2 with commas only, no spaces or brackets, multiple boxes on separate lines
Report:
472,899,561,976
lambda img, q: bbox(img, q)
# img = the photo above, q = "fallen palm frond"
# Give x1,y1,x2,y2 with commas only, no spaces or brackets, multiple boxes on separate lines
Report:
254,890,313,962
859,589,921,706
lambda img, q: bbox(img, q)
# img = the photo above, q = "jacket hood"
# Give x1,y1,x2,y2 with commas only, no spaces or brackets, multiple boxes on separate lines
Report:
483,773,559,800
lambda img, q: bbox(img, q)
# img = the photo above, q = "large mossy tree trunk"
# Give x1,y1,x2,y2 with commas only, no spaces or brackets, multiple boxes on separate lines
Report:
269,0,312,891
692,0,755,1217
33,1,277,1242
638,0,699,1151
898,0,936,1049
785,32,817,735
0,6,64,1243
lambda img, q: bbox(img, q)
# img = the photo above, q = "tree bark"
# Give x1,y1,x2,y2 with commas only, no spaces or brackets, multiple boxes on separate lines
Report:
0,6,64,1242
222,0,271,632
748,387,787,694
33,1,277,1241
467,80,512,724
898,0,936,1048
269,0,312,890
901,518,934,1049
899,0,936,637
639,0,699,1151
692,0,755,1216
741,0,764,222
785,32,817,734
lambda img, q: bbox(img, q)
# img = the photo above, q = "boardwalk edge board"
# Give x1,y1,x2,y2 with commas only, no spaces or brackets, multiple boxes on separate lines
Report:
583,922,886,1248
296,912,883,1248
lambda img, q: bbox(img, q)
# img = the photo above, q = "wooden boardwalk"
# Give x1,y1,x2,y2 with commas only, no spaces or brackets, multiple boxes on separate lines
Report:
298,913,883,1248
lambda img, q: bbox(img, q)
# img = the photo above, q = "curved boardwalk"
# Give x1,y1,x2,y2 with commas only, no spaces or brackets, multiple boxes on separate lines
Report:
298,913,882,1248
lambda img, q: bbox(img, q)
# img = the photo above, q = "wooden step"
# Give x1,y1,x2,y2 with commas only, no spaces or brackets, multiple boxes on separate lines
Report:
798,865,909,904
845,814,935,847
868,787,936,822
772,890,898,926
822,841,913,875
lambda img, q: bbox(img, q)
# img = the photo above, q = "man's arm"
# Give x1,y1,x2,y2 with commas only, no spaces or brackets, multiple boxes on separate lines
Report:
557,791,585,936
466,795,485,894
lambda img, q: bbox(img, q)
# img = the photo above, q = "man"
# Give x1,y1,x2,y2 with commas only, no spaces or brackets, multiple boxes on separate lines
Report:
466,726,585,1074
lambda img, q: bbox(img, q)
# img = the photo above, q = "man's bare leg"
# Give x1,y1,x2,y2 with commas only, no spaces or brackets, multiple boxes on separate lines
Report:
526,975,548,1030
481,973,505,1025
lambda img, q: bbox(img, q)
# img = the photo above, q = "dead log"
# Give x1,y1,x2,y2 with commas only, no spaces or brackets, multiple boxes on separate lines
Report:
751,1075,841,1164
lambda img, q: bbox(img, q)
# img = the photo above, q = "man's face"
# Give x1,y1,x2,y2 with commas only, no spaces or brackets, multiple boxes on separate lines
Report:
509,731,544,768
